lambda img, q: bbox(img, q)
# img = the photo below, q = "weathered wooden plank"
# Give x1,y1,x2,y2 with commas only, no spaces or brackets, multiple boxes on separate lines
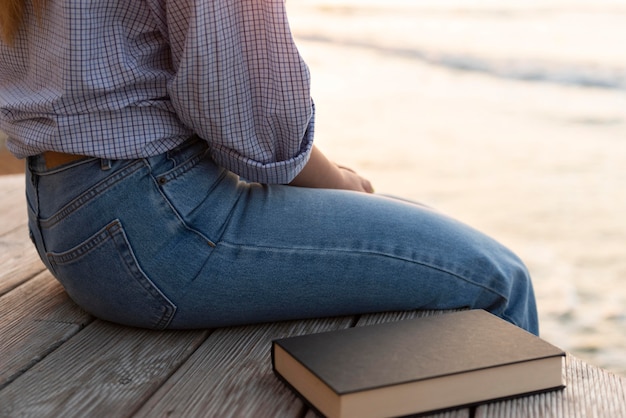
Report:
0,271,91,390
476,355,626,418
0,321,209,417
134,317,355,418
0,175,42,296
0,225,46,296
0,174,27,235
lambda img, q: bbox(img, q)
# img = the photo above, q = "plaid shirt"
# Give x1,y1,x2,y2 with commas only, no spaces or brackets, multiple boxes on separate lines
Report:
0,0,314,184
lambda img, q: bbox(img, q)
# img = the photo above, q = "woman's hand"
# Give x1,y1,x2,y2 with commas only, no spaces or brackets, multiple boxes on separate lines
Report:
289,145,374,193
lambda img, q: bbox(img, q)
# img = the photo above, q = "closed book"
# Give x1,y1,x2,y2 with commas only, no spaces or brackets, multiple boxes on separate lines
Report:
272,310,565,418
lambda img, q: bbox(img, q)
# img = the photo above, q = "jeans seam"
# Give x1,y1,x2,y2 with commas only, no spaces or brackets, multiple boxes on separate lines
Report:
39,161,145,228
154,151,206,184
216,240,511,302
149,173,217,248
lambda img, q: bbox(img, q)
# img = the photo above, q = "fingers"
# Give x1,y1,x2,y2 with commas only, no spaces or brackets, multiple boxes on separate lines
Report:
361,177,374,193
338,166,374,193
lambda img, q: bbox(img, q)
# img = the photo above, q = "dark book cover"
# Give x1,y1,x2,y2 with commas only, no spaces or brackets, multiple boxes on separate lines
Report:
272,310,565,418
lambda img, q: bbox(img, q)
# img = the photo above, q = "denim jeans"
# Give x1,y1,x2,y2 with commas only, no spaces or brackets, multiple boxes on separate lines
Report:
26,136,539,334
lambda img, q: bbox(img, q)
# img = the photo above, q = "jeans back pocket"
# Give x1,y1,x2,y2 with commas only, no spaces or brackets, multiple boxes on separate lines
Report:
47,220,176,330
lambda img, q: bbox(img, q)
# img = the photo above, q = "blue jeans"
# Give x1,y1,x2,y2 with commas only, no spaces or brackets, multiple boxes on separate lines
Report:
26,137,539,334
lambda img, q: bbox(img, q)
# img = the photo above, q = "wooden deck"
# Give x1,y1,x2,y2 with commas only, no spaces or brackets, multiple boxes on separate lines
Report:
1,173,625,418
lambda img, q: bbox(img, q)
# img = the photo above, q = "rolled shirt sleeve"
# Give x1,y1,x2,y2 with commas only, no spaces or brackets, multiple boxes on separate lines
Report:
163,0,314,184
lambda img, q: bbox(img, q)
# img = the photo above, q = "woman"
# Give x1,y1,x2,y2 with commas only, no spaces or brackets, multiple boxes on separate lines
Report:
0,0,538,333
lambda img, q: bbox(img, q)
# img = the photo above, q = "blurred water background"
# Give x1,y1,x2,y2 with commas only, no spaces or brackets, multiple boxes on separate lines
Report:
287,0,626,376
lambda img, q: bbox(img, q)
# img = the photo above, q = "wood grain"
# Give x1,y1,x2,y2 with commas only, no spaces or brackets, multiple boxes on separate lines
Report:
0,174,26,236
0,272,91,390
134,317,354,418
0,225,46,296
475,352,626,417
0,321,209,417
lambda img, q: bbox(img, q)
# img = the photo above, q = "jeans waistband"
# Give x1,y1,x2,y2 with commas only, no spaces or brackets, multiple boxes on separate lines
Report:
27,135,204,176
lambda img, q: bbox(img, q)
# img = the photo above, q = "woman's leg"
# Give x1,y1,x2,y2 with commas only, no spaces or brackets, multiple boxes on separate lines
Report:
163,162,538,334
